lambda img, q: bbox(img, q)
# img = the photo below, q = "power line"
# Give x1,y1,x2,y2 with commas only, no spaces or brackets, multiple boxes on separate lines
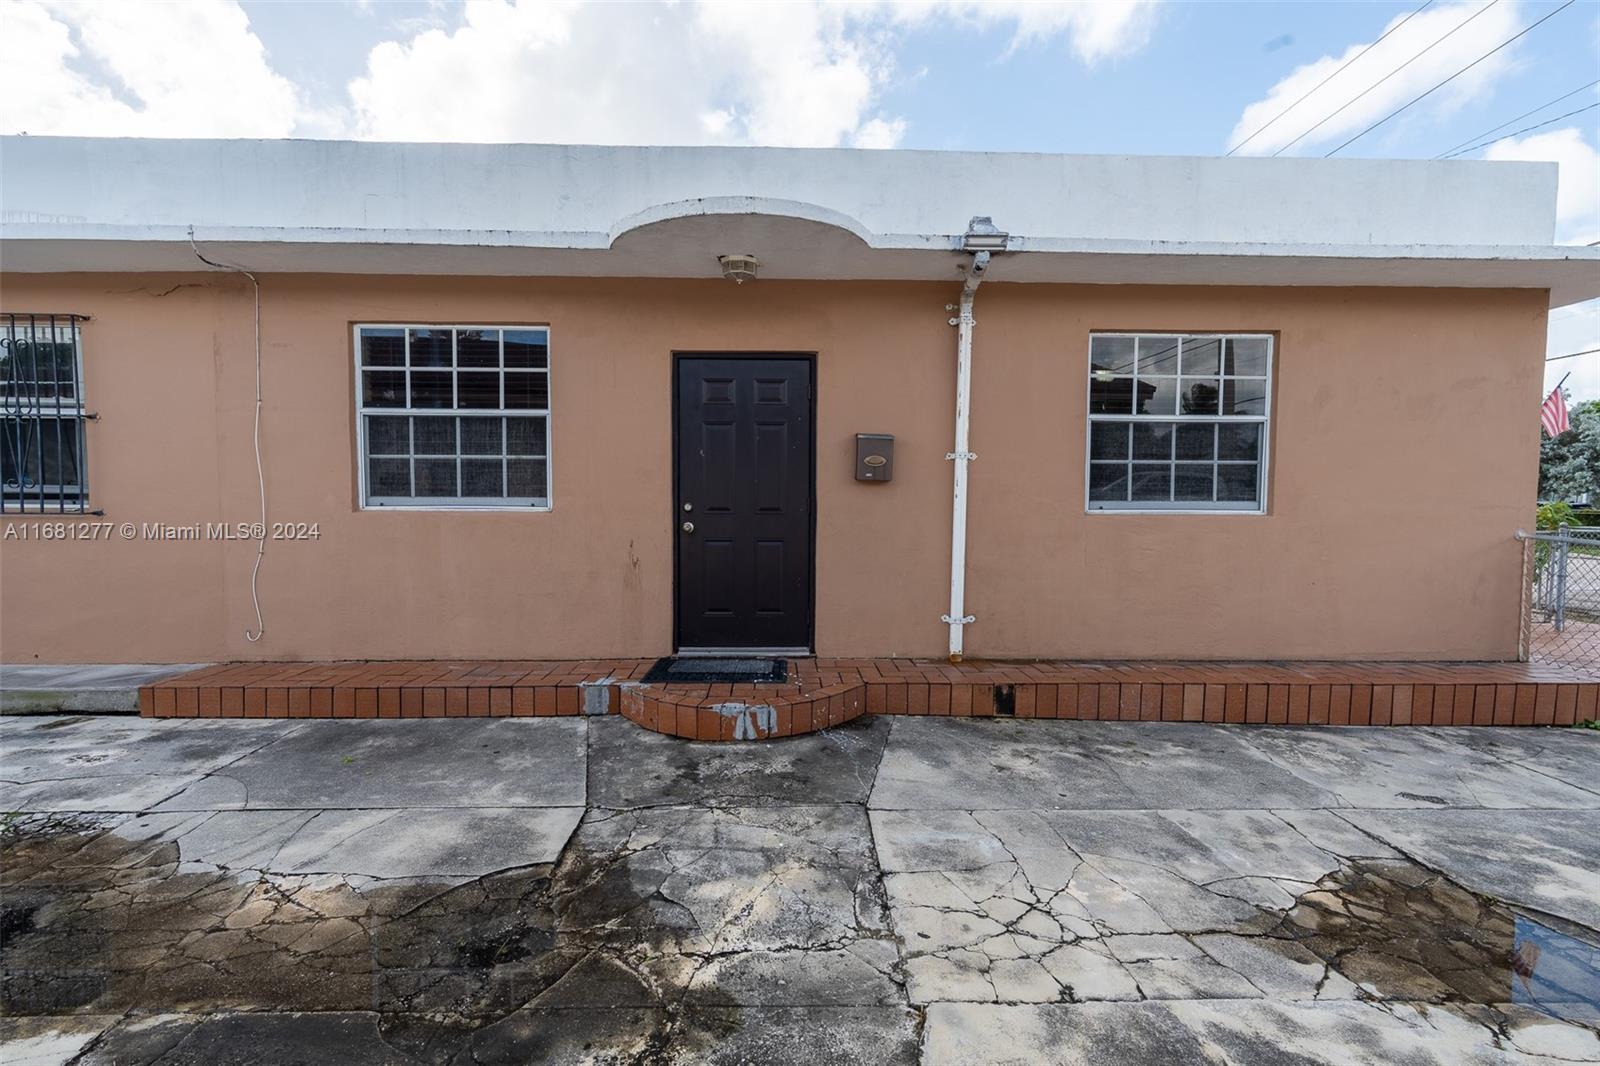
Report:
1435,77,1600,157
1271,0,1502,158
1548,347,1600,363
1326,0,1578,157
1227,0,1436,157
1443,101,1600,158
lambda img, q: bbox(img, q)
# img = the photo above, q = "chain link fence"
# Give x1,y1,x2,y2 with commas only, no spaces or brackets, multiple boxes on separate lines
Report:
1519,525,1600,670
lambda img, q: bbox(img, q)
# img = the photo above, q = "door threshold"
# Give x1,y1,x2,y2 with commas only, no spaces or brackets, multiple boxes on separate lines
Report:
673,647,812,658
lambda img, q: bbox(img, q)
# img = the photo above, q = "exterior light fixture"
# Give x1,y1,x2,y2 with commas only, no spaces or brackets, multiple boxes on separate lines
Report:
718,254,760,284
961,216,1009,253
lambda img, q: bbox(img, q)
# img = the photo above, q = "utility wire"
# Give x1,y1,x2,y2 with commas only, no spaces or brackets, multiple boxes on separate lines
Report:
1227,0,1436,156
188,226,268,644
1441,102,1600,158
1272,0,1501,157
1327,0,1578,156
1435,77,1600,157
1548,347,1600,363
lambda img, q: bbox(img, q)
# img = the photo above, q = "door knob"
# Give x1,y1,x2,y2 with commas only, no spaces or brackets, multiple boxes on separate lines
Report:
681,521,695,533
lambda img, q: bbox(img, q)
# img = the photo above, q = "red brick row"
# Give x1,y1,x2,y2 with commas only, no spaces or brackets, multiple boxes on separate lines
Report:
618,683,865,741
861,680,1595,727
142,683,588,718
140,658,1600,733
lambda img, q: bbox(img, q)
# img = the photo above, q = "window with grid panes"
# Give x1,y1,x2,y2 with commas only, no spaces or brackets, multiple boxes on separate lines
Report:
1086,333,1271,512
356,326,550,508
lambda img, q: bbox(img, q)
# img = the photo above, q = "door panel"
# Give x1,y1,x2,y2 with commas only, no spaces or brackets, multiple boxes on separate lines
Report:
676,357,813,649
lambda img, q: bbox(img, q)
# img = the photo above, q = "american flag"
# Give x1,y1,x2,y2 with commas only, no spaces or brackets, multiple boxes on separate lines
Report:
1541,386,1571,437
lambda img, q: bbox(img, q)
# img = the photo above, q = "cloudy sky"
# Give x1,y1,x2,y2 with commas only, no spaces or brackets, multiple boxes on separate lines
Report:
4,0,1597,396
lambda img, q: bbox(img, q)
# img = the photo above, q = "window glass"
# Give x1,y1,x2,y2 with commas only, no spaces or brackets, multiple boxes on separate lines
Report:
457,372,500,409
460,417,502,455
456,329,499,368
1175,424,1215,460
504,329,549,369
360,328,404,367
409,329,452,367
1218,423,1261,460
409,371,453,409
1089,422,1128,461
1138,377,1178,416
1090,335,1135,375
356,325,551,508
507,418,547,457
1224,337,1270,376
1174,463,1214,501
1138,336,1180,375
363,371,406,408
1131,463,1172,501
1179,379,1220,416
1088,462,1127,503
1180,336,1221,375
1087,332,1271,512
504,372,549,410
1222,378,1267,416
414,417,456,455
2,316,90,513
1132,423,1172,460
1089,375,1135,414
367,416,409,454
368,457,409,496
414,458,457,497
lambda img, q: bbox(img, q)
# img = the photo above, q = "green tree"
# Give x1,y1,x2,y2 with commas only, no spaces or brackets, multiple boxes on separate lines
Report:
1539,397,1600,501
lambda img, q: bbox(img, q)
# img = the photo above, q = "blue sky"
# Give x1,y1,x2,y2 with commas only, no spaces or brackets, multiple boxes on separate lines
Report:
5,0,1597,393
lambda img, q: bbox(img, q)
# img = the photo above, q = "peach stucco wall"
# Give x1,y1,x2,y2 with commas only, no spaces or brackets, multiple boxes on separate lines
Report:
0,273,1547,664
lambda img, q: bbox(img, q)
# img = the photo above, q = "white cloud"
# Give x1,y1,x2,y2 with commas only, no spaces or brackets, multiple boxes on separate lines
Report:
1485,126,1599,244
853,116,908,149
346,0,1153,148
1546,301,1600,403
0,0,303,137
1228,0,1524,156
2,0,1162,148
882,1,1160,63
1481,126,1600,402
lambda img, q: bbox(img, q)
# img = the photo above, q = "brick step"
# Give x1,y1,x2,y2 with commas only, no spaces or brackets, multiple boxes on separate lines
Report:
619,681,865,740
137,658,1600,733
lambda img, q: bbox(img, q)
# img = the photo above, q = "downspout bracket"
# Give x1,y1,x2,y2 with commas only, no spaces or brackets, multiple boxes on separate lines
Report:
945,452,977,461
941,615,976,625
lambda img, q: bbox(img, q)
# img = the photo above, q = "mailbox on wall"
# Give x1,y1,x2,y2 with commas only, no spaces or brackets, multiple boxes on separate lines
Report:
855,434,894,482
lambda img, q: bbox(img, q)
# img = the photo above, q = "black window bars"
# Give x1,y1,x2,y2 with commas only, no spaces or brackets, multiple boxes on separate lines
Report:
2,313,96,514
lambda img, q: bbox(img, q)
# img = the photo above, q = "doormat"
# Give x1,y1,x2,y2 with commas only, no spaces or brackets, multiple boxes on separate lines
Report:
642,657,789,684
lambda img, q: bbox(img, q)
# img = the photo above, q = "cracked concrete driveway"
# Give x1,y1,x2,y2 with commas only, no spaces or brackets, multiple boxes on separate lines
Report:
1,713,1596,1065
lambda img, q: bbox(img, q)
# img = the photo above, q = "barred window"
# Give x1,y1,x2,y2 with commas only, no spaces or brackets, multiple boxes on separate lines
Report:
1086,333,1271,513
355,325,550,509
2,314,91,514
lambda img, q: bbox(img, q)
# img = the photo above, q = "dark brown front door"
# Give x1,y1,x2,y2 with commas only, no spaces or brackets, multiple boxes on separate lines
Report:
674,356,814,650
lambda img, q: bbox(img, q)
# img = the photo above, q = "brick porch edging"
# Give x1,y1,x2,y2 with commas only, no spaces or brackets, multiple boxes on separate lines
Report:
137,658,1600,736
618,681,868,740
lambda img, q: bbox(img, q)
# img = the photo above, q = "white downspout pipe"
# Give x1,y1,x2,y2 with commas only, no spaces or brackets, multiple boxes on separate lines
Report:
943,248,990,661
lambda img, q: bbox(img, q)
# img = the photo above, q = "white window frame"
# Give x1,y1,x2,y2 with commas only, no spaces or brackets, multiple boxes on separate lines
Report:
1083,331,1273,516
353,324,552,511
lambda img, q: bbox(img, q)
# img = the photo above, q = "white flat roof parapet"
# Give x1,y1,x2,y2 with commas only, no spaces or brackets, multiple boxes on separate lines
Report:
2,136,1594,305
0,136,1560,246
